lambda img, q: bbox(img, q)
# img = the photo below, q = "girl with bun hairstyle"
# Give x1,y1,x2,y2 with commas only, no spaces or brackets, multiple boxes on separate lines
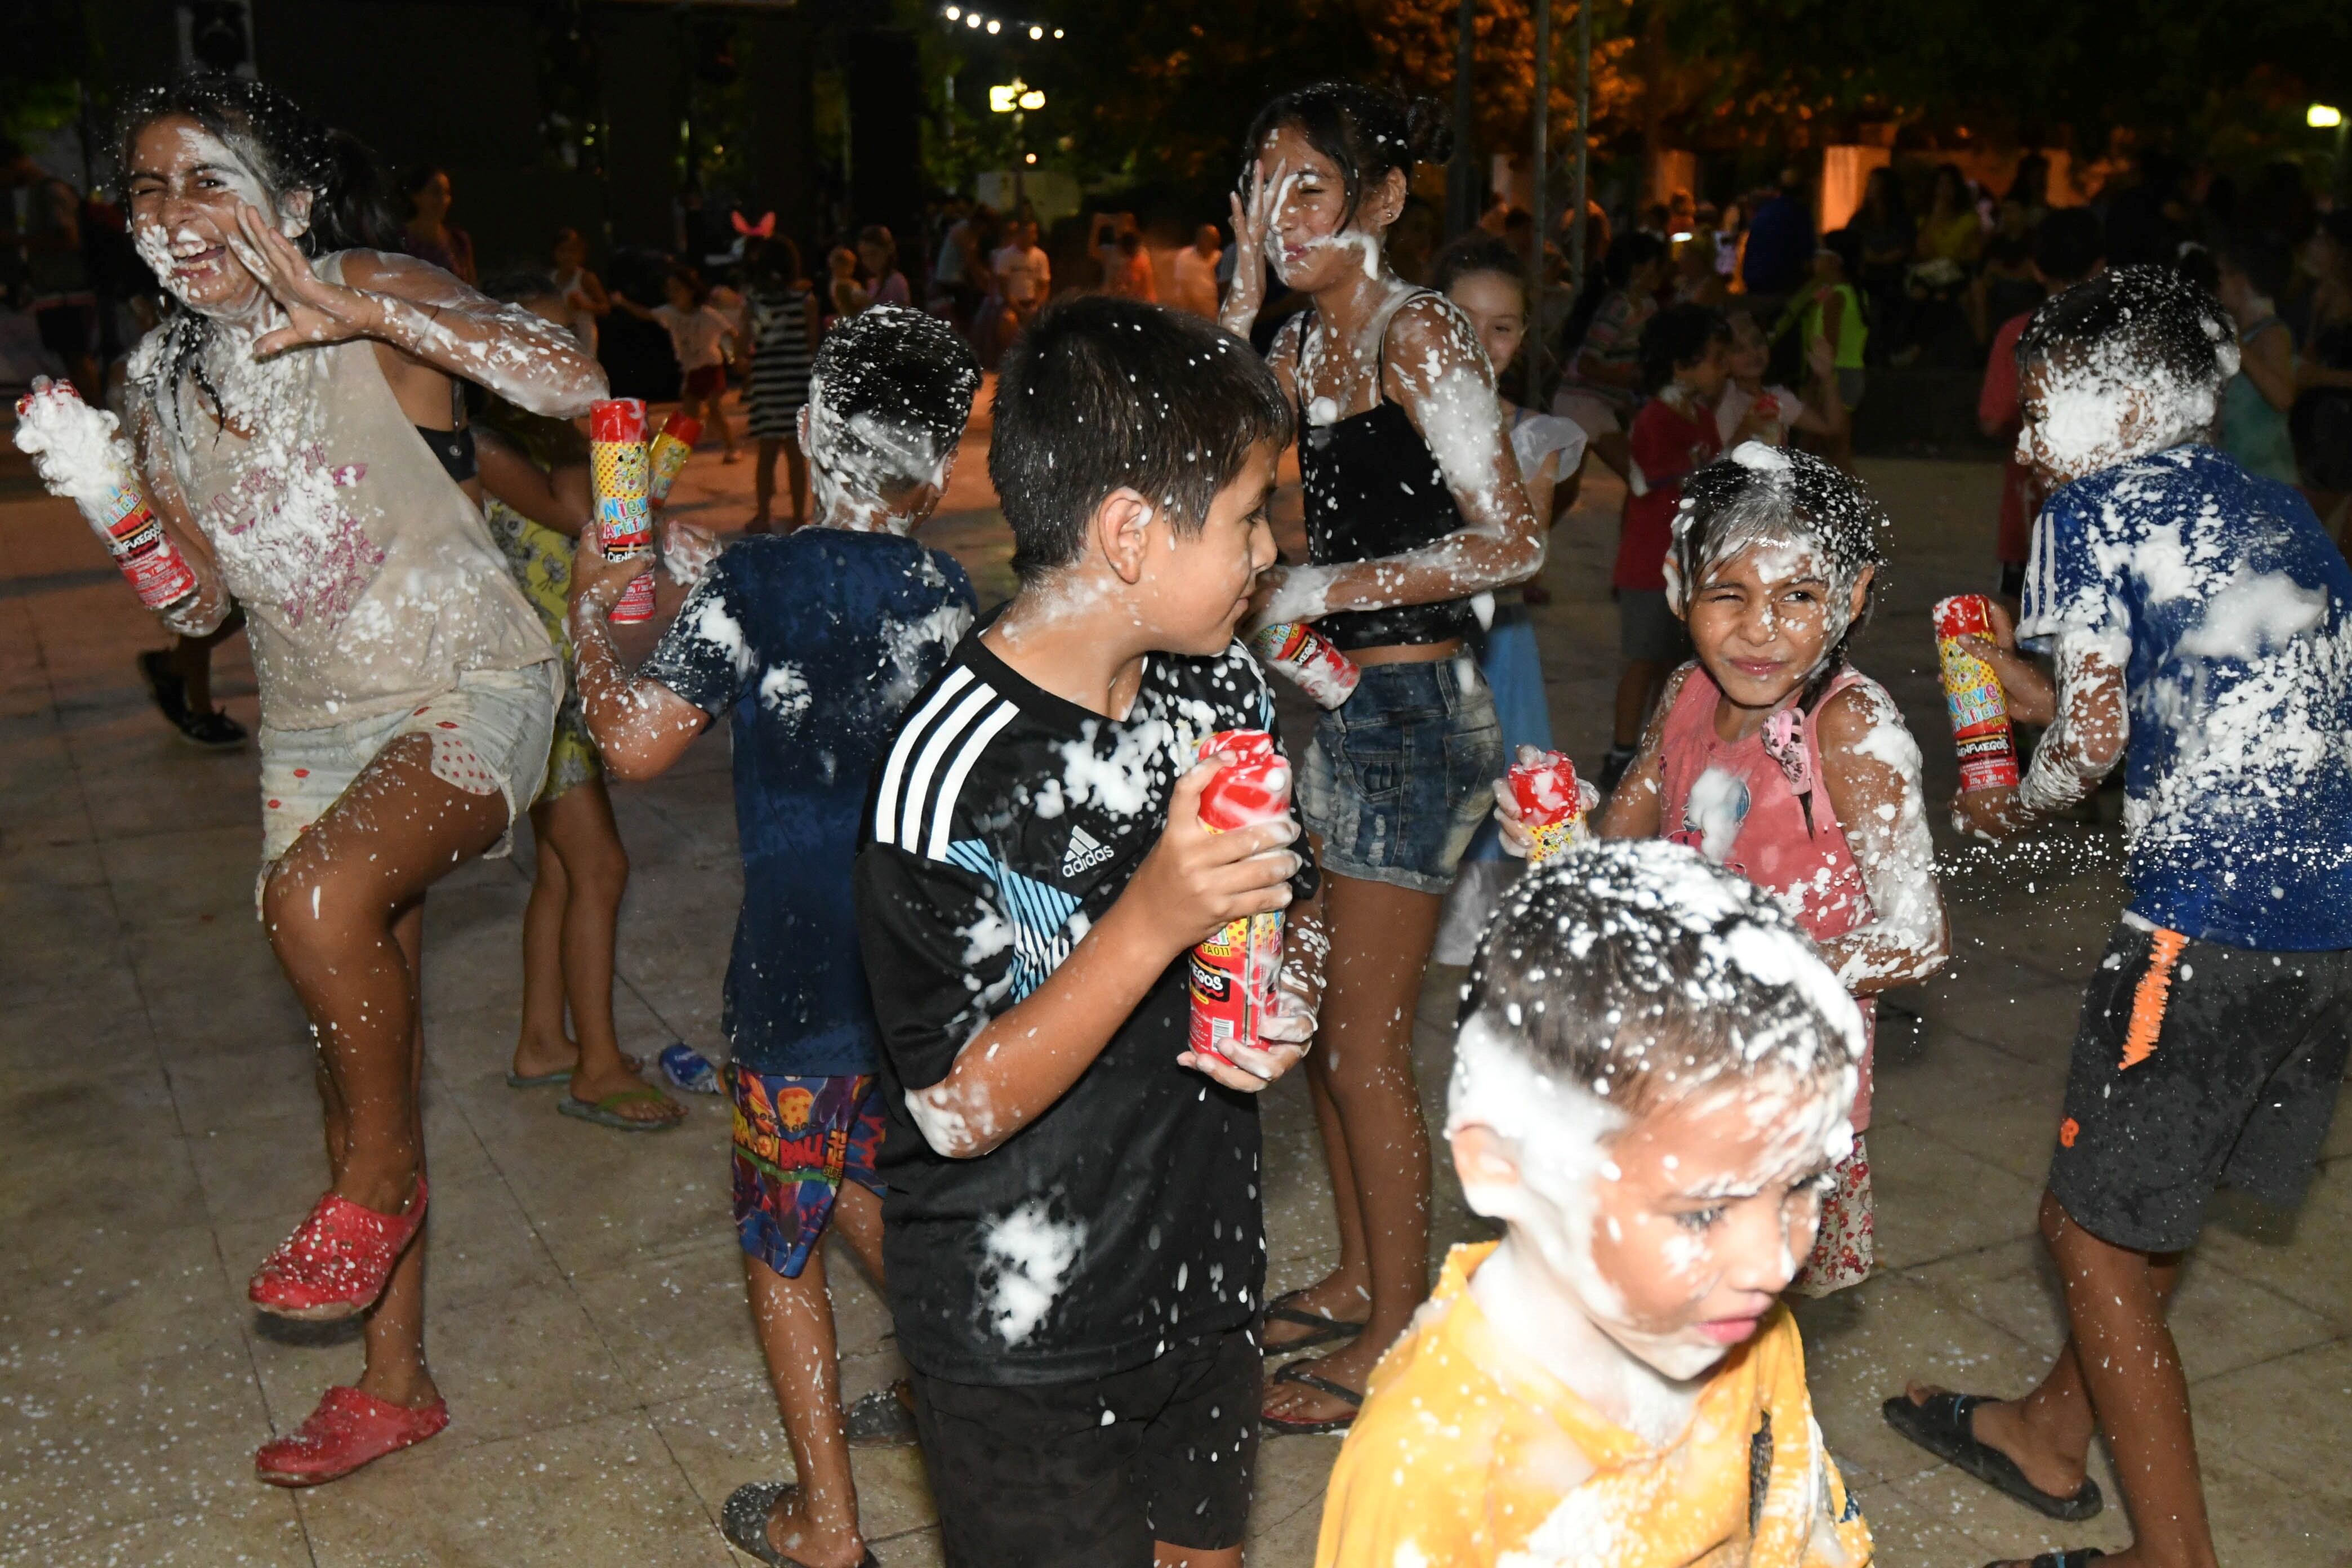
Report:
114,74,604,1485
1223,81,1544,1434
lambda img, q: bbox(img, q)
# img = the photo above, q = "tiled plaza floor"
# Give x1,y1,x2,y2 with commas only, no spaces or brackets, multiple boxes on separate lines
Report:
4,393,2347,1566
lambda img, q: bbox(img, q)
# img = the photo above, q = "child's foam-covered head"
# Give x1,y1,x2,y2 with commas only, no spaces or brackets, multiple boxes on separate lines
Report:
804,304,980,518
2015,262,2237,483
1455,839,1863,1124
1449,841,1864,1378
989,295,1291,582
1665,442,1887,634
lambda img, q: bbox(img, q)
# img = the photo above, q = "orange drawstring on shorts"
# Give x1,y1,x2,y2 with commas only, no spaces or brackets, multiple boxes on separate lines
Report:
2121,928,2188,1070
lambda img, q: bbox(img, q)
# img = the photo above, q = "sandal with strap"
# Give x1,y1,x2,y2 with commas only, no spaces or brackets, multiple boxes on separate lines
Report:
1261,1357,1363,1437
720,1482,880,1568
255,1385,448,1486
559,1086,684,1131
248,1176,428,1321
1260,1289,1367,1353
1882,1392,2103,1521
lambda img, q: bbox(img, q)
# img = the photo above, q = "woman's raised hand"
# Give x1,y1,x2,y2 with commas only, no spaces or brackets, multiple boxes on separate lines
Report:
229,204,389,358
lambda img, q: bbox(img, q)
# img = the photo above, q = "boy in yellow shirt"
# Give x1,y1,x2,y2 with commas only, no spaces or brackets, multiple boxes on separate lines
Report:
1315,840,1873,1568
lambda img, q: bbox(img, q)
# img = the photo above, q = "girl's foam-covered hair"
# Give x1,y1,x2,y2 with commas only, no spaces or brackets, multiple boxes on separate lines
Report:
1459,839,1863,1119
1666,442,1889,696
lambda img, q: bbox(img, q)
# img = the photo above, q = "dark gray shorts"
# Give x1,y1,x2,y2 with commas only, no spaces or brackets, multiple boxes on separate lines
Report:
1618,588,1692,665
2048,921,2352,1253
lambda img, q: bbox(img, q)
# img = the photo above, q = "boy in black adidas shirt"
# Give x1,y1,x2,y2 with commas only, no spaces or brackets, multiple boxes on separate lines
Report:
855,295,1324,1568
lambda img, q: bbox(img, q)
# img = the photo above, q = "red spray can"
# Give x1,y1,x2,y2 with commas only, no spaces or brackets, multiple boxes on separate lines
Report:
1932,595,2021,792
12,379,198,614
1249,621,1361,710
589,398,656,623
1509,750,1588,865
1187,730,1291,1066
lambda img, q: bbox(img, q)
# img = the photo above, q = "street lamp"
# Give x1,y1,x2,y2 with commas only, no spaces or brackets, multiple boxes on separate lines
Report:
2312,104,2344,129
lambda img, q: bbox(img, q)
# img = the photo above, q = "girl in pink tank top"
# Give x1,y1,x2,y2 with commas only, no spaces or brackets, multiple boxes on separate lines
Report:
1602,443,1949,1293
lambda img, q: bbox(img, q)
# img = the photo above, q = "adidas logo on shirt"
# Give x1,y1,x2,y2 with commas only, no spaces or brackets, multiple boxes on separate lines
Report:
1061,825,1115,879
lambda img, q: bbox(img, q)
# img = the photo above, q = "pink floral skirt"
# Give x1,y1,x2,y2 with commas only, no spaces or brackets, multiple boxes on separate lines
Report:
1789,1136,1873,1298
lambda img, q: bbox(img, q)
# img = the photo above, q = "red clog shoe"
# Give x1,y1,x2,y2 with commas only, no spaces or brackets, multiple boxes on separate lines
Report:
248,1175,427,1320
255,1385,449,1487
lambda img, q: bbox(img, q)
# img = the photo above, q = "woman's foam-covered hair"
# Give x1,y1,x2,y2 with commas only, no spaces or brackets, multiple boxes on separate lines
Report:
1665,442,1889,691
117,74,389,256
1243,82,1453,230
1458,839,1864,1119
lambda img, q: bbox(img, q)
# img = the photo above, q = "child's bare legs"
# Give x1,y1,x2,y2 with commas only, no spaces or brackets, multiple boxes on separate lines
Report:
1260,871,1440,1423
1614,657,1669,749
700,387,738,460
749,1181,886,1568
1905,1190,2205,1568
785,435,809,529
512,781,673,1121
751,436,782,532
261,733,510,1400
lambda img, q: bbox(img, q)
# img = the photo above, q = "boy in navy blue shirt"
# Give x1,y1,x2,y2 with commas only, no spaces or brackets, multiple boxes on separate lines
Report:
853,296,1326,1568
1890,266,2352,1568
571,305,980,1568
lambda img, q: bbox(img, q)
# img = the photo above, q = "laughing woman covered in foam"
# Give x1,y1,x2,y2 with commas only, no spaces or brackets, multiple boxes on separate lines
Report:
1220,81,1544,1434
112,75,603,1487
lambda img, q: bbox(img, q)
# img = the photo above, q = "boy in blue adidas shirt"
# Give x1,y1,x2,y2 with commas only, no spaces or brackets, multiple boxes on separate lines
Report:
1890,266,2352,1568
571,305,979,1568
854,295,1326,1568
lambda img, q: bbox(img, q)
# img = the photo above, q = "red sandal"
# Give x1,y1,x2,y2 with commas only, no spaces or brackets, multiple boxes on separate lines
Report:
255,1385,448,1486
248,1175,428,1320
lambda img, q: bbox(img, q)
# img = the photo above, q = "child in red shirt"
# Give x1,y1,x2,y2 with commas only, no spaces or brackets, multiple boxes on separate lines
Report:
1602,304,1747,789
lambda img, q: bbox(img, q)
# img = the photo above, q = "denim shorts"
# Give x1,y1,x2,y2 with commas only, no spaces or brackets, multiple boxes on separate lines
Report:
1298,654,1503,894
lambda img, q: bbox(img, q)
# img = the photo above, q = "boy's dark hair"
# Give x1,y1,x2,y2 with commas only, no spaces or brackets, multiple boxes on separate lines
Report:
2032,207,2105,285
990,295,1292,582
1458,840,1861,1121
2016,262,2233,394
1242,82,1452,231
1638,302,1729,394
1429,234,1525,300
807,304,981,501
1669,444,1890,700
1604,229,1666,289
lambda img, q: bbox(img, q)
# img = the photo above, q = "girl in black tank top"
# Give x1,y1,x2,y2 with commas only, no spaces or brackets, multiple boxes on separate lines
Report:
1222,82,1545,1436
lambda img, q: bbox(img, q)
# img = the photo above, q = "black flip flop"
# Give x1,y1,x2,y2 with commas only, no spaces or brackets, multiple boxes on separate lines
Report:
1882,1393,2104,1521
1992,1551,2105,1568
844,1379,919,1447
720,1482,880,1568
1260,1290,1367,1353
1261,1358,1362,1437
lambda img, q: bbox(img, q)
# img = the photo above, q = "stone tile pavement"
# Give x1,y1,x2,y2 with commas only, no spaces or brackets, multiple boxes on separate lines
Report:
3,394,2347,1566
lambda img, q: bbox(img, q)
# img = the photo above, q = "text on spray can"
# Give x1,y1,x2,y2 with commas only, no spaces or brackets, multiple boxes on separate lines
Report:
590,398,656,624
1188,730,1290,1067
1249,621,1361,710
11,380,199,614
1932,594,2021,792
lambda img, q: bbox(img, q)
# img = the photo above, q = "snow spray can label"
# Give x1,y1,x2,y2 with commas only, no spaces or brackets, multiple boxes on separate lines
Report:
1508,750,1587,865
1932,595,2021,792
12,384,198,613
647,412,701,511
1249,621,1361,710
1188,730,1289,1067
590,399,656,624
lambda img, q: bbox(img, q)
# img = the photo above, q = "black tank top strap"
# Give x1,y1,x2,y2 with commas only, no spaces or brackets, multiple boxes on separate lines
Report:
415,424,478,485
1294,289,1475,653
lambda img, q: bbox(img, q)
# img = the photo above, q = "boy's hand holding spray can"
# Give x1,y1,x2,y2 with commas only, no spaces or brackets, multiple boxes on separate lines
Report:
11,378,199,616
1187,730,1293,1067
1932,594,2022,792
589,398,658,625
